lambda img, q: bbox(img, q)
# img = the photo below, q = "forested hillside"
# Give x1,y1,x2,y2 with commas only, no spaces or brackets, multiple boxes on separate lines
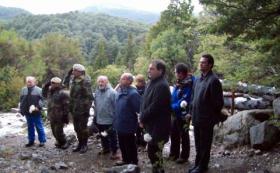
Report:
0,0,279,111
83,6,160,24
0,6,31,20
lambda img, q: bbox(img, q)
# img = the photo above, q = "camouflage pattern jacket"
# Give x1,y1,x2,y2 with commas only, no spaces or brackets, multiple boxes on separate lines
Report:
42,85,70,123
69,75,93,116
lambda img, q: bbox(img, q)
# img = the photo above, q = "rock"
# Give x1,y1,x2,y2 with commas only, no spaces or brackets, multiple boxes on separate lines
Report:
214,109,274,148
54,161,68,170
250,121,280,150
105,164,140,173
19,152,32,160
67,134,77,144
270,163,280,173
273,98,280,119
254,149,262,155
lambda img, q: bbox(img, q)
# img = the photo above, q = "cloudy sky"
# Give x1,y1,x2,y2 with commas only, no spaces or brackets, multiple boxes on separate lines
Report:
0,0,203,14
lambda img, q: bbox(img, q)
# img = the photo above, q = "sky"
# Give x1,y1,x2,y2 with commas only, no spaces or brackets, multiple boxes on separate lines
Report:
0,0,203,14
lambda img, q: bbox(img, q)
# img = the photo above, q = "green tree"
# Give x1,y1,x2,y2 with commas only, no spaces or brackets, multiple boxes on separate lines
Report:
92,38,109,69
35,33,84,79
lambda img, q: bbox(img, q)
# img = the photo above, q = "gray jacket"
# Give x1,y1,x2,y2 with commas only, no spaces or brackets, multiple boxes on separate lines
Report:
94,85,116,125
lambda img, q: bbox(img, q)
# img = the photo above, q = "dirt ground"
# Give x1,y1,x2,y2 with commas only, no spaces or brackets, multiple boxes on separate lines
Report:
0,113,280,173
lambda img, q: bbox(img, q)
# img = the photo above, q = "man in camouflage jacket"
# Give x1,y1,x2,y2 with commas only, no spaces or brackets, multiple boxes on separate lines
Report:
42,77,70,149
64,64,94,153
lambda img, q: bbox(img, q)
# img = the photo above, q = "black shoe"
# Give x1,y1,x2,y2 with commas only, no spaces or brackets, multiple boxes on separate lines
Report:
25,142,34,147
188,166,197,173
39,143,45,147
55,142,62,148
176,158,188,164
72,144,81,152
60,142,69,150
167,155,178,161
189,166,208,173
98,149,110,155
114,161,127,166
79,145,88,153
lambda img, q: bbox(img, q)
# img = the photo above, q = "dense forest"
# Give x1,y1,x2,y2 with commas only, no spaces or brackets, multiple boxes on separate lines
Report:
0,0,279,111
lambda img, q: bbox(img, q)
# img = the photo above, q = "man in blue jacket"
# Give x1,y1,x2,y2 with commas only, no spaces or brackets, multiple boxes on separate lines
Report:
114,73,141,165
20,76,46,147
170,63,194,164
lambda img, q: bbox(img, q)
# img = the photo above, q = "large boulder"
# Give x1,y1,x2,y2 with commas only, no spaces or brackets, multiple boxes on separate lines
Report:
273,98,280,119
214,109,273,148
250,121,280,150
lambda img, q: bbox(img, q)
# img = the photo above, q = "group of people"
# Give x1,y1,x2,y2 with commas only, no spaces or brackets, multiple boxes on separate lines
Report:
19,54,224,173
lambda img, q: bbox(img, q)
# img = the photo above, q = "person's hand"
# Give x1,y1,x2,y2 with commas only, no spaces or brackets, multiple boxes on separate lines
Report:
139,122,144,128
185,114,191,122
29,105,36,113
180,100,188,108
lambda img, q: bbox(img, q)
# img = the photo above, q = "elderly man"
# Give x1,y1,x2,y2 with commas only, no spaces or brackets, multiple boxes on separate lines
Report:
139,60,171,173
20,76,46,147
42,77,70,149
114,73,141,165
63,64,94,153
94,75,118,159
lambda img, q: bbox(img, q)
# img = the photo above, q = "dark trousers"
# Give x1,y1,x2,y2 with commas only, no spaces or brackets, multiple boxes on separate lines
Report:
170,118,190,159
148,143,164,171
136,125,146,147
118,133,138,164
50,121,66,145
193,124,214,169
73,113,89,145
97,124,118,153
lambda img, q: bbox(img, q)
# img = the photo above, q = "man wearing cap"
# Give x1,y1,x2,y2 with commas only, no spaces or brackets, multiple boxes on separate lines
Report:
20,76,46,147
63,64,94,153
42,77,70,149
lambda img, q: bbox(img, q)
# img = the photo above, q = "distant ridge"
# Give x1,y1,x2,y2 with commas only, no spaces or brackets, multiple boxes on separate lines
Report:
0,5,31,20
82,6,160,24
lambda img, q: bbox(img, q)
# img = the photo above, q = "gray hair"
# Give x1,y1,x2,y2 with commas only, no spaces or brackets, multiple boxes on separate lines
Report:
97,75,109,83
121,73,134,83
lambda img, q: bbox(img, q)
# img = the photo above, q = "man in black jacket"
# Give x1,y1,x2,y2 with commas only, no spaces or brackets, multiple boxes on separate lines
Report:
188,54,224,173
140,60,171,173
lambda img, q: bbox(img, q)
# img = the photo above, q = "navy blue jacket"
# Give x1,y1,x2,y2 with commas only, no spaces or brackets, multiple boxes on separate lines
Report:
20,86,43,116
171,76,194,119
114,86,141,134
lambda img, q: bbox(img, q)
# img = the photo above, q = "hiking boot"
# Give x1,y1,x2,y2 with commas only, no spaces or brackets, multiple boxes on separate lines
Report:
72,144,81,152
25,142,34,147
39,143,45,147
79,145,88,154
176,158,188,164
98,149,110,155
60,142,69,150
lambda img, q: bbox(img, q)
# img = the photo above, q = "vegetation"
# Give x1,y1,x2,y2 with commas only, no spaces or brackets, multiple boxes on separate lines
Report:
0,0,279,110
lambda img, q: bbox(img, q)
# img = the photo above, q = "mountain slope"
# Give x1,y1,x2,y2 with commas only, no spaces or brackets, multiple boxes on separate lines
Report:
0,6,31,20
82,6,160,24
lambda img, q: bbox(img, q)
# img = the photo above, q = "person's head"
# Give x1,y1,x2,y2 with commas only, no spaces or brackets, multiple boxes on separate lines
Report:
135,74,146,88
174,63,189,80
97,75,109,90
72,64,85,77
199,54,214,74
119,73,134,88
148,59,166,80
26,76,36,88
50,77,62,89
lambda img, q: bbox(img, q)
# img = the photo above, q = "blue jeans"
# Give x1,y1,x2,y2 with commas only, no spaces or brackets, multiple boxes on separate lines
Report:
25,113,46,143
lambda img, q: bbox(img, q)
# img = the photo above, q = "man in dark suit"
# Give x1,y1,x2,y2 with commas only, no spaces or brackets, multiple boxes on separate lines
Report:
140,59,171,173
188,54,224,173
